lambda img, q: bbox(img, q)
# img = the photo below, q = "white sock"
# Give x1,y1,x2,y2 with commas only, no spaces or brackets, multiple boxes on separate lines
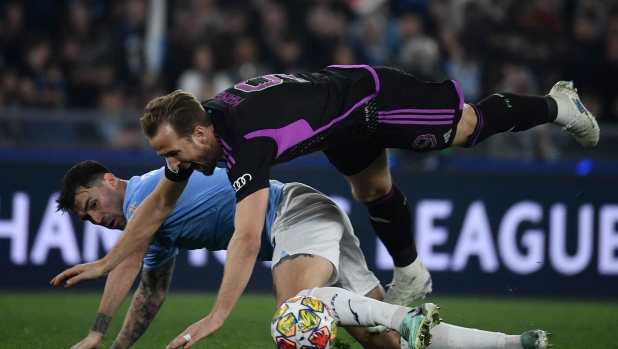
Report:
550,95,571,126
395,256,423,281
427,323,522,349
298,287,410,329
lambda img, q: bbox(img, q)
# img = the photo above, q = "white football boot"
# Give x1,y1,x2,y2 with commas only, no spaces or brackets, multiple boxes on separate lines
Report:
384,258,433,306
548,81,599,147
520,329,553,349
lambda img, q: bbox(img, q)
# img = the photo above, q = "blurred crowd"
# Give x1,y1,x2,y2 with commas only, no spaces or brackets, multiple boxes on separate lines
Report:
0,0,615,154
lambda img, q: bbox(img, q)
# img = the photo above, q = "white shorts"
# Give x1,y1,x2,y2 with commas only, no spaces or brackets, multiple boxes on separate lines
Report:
270,182,380,296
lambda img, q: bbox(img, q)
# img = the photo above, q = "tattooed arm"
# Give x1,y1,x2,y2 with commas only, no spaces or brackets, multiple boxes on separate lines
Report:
111,257,175,349
70,242,149,349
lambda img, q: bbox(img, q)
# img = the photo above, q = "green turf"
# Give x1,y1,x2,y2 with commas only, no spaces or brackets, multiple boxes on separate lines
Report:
0,291,616,349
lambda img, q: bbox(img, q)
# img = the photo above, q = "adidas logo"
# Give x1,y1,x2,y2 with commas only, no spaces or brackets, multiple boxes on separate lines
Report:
572,98,589,116
443,129,452,143
369,216,391,223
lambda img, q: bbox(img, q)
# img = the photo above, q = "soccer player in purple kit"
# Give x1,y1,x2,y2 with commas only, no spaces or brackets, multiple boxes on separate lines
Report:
52,65,596,347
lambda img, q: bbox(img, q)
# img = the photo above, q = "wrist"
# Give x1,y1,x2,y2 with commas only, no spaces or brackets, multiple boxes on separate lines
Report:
98,257,114,275
90,312,112,335
209,308,229,327
88,330,105,339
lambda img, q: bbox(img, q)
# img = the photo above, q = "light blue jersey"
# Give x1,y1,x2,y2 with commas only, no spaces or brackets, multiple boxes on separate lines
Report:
123,167,284,269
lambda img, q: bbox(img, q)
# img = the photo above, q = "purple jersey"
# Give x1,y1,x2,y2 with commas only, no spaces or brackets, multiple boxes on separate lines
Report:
202,65,379,201
202,65,463,201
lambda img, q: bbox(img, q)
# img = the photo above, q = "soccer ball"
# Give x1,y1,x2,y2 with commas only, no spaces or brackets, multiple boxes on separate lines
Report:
271,296,337,349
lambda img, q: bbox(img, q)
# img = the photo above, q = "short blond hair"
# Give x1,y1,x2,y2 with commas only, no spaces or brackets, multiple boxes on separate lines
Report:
141,90,211,139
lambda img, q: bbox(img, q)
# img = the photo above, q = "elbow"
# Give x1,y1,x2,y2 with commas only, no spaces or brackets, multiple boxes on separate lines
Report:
246,239,262,256
239,234,262,255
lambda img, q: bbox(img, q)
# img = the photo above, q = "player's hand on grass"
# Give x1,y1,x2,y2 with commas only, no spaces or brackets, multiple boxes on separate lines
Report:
50,261,108,288
167,314,223,349
70,331,103,349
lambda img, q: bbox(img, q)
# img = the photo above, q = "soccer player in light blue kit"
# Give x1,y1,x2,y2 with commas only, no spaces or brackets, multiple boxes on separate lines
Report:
54,161,549,349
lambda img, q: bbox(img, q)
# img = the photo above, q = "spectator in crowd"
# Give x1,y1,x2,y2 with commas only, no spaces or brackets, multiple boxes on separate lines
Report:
0,1,26,71
113,0,148,89
332,44,358,65
396,11,441,80
350,9,398,67
212,36,272,94
177,43,216,100
273,35,311,72
97,86,144,150
599,14,618,122
304,3,351,70
61,0,115,107
256,2,291,68
1,0,617,154
440,27,482,103
0,68,19,107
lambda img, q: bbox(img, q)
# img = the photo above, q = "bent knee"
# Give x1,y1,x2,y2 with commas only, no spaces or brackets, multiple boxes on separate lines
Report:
452,103,479,146
346,167,392,203
349,179,392,203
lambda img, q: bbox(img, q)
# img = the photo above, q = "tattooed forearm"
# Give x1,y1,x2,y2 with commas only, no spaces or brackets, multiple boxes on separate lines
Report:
90,312,112,334
113,258,176,348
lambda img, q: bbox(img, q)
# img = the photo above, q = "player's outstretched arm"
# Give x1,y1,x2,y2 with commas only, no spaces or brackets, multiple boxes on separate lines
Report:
111,257,176,349
69,243,149,349
166,188,269,349
51,174,188,287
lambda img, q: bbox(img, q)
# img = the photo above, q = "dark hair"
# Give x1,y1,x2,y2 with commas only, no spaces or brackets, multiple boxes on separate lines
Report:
141,90,211,139
56,160,110,214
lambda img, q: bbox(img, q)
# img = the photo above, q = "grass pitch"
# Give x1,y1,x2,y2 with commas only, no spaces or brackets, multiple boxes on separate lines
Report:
1,291,616,349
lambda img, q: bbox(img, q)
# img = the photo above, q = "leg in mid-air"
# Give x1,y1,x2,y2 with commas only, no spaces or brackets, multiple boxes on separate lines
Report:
323,66,472,307
340,68,599,309
452,82,599,148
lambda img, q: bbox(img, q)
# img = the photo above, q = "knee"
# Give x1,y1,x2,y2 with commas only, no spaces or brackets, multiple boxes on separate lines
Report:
452,103,479,146
364,285,386,301
349,179,392,203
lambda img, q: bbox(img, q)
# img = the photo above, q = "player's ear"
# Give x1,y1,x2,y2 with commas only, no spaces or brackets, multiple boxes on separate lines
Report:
194,125,207,144
102,173,118,188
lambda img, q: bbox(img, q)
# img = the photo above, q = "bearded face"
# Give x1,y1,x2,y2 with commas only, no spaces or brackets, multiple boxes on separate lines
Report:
191,139,218,175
